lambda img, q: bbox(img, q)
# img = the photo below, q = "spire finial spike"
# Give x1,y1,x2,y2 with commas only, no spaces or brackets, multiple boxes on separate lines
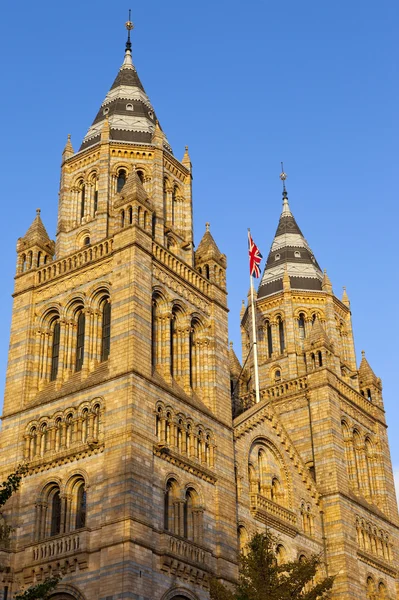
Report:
125,9,134,51
122,10,134,68
36,208,41,216
280,162,288,198
205,222,210,232
361,350,365,357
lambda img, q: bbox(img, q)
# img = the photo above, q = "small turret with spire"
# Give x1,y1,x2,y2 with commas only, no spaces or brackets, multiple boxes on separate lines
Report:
16,209,55,275
195,223,227,288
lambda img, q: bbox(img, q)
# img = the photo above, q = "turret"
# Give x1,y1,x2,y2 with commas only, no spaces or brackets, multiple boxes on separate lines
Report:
195,223,227,289
358,350,383,405
16,209,55,275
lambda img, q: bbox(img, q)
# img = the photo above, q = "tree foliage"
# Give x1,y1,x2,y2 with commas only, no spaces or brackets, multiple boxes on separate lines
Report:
15,575,61,600
0,464,28,508
210,532,334,600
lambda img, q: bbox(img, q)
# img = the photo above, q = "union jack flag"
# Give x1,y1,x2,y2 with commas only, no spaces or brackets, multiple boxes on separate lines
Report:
248,231,263,278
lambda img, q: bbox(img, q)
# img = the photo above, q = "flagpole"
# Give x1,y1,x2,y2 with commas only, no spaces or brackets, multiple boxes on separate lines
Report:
248,230,261,404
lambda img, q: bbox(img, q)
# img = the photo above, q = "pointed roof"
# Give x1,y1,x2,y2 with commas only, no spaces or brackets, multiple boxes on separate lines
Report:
114,167,149,207
196,223,226,267
258,190,323,299
358,350,377,381
17,209,55,255
229,342,242,379
80,27,172,153
307,318,332,348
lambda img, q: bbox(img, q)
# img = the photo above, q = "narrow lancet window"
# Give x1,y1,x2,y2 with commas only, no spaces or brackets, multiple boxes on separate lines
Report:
101,301,111,361
80,184,86,219
50,491,61,537
75,483,87,529
50,320,60,381
117,169,126,193
75,311,85,372
278,317,285,353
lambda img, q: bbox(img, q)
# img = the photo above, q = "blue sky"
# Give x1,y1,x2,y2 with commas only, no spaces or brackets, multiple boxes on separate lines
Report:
0,1,398,490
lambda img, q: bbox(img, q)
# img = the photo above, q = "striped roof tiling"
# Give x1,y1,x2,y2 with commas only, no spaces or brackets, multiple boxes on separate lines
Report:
80,47,172,153
257,192,323,299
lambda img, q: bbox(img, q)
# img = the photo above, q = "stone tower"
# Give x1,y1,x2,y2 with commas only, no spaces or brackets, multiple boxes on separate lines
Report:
1,18,399,600
0,24,237,600
236,181,399,599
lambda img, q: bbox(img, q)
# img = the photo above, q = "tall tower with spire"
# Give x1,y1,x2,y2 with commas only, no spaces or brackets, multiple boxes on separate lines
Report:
1,16,399,600
236,170,399,599
1,19,236,600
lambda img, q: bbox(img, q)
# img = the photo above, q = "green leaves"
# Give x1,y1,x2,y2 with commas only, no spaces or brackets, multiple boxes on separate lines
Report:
210,532,334,600
0,464,28,508
15,576,61,600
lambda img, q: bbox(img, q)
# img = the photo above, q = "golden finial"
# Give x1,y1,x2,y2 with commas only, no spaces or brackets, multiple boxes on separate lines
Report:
205,222,210,232
125,9,134,32
125,10,134,53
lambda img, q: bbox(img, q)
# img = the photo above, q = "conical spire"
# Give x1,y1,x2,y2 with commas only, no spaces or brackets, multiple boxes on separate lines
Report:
229,341,242,379
80,18,172,153
307,318,332,348
22,209,52,246
17,209,55,254
258,169,323,299
196,223,226,266
62,134,74,160
358,350,377,380
114,166,149,207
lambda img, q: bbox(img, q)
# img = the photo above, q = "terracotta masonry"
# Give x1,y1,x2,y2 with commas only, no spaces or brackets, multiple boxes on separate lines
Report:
0,21,398,600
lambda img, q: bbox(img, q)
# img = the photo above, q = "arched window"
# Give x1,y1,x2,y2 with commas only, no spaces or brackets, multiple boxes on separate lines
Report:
152,297,158,368
276,544,286,566
93,177,98,214
298,313,305,340
366,577,376,600
117,169,126,193
184,488,199,541
81,409,89,443
164,479,178,532
318,351,323,366
50,490,61,537
238,526,249,554
75,311,85,372
80,183,86,219
50,320,61,381
266,321,273,358
101,301,111,362
37,251,42,267
137,170,144,183
278,317,285,353
75,482,87,529
172,186,178,225
189,318,201,390
170,307,179,377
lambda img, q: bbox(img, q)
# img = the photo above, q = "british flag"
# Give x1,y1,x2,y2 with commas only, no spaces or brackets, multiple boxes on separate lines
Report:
248,231,263,278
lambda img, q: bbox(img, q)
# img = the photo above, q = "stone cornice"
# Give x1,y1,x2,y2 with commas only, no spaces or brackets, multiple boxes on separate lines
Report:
153,444,217,484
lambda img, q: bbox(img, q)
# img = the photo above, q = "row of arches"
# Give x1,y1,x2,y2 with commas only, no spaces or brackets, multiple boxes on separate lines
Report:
35,475,87,541
164,478,204,545
259,316,285,358
24,400,103,461
356,518,392,562
155,403,215,467
72,173,98,225
197,263,225,288
341,421,378,501
20,249,53,273
119,204,152,235
36,240,113,283
36,295,110,387
152,294,210,395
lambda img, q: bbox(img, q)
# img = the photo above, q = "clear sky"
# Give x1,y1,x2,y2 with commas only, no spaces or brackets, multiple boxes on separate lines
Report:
0,1,398,490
